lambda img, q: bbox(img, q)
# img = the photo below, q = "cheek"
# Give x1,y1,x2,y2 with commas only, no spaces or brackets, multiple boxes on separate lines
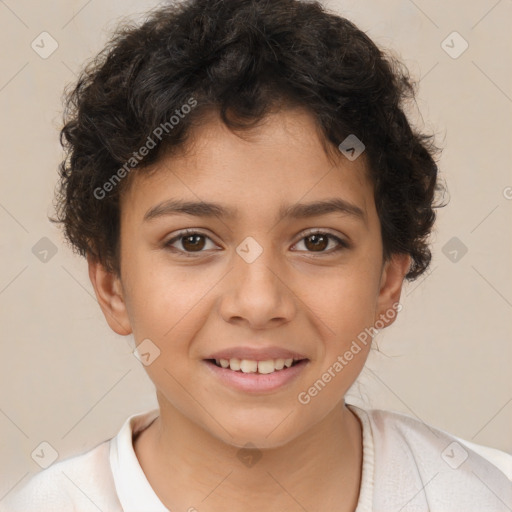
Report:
305,266,380,338
123,254,217,343
304,267,379,395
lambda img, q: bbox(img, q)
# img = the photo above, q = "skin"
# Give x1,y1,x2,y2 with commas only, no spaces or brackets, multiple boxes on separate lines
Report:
88,108,410,511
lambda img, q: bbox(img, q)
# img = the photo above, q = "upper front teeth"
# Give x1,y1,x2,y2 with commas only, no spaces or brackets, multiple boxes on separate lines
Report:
216,358,296,374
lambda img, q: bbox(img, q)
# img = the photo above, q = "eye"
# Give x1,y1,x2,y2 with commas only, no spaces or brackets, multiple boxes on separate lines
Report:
165,229,218,256
164,228,350,257
292,230,350,254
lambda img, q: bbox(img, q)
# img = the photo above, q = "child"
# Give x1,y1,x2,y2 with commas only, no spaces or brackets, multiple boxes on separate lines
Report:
2,0,511,510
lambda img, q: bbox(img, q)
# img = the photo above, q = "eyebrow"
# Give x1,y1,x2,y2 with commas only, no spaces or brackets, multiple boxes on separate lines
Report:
143,197,366,224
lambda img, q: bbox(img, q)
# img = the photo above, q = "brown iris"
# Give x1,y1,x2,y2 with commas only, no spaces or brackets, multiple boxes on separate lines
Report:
181,234,206,252
304,233,329,252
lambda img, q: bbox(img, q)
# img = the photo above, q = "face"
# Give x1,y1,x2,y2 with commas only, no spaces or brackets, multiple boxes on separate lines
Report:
90,108,410,448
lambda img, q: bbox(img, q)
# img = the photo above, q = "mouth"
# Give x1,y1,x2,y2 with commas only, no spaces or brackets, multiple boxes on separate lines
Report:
203,357,309,393
205,357,306,374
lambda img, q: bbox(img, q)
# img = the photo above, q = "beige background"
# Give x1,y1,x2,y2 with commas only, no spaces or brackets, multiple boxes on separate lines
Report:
1,0,511,498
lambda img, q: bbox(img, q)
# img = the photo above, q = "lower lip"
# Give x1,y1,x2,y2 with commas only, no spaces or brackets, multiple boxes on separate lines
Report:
203,359,309,393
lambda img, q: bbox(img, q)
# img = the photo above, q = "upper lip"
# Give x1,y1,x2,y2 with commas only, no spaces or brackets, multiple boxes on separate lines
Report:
206,346,308,361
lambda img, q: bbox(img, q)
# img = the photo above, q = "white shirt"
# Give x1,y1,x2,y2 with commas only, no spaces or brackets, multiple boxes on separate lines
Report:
2,404,511,511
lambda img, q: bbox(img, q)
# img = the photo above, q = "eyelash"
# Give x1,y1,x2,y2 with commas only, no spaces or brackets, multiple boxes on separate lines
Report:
164,228,350,257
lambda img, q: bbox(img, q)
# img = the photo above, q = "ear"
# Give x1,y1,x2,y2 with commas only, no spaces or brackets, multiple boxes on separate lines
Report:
87,254,132,336
374,252,411,327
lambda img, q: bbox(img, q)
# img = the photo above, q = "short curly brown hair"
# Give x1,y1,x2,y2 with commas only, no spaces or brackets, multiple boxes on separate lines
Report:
53,0,446,280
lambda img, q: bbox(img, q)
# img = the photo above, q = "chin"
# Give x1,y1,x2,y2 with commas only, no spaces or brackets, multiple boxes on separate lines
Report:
224,431,299,451
207,414,304,450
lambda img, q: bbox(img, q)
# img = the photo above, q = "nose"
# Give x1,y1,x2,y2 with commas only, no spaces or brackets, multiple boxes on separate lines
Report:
218,239,297,329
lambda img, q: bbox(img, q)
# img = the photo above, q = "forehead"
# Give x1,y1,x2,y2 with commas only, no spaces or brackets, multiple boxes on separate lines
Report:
121,108,374,225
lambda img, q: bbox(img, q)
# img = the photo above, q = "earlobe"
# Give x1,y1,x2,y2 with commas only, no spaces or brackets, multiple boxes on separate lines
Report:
87,255,132,336
375,253,411,326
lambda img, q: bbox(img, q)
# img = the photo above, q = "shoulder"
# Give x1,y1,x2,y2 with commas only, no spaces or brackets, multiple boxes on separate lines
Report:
0,440,122,512
349,405,512,511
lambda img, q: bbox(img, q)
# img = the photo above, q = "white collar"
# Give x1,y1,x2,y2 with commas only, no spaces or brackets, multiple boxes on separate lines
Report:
108,405,373,512
109,408,167,511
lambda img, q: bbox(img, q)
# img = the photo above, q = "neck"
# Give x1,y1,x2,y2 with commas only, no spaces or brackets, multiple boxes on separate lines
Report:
134,398,363,512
